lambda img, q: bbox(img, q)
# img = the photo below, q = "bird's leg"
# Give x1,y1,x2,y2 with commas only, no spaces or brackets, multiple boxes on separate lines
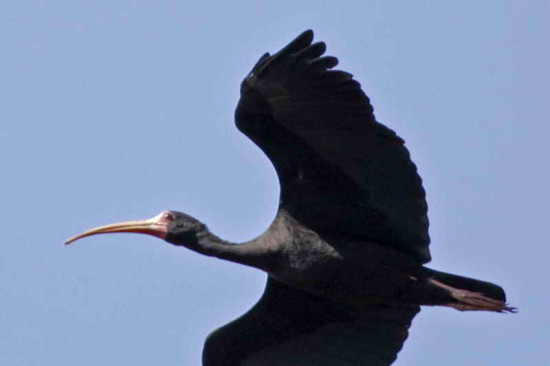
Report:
428,278,517,313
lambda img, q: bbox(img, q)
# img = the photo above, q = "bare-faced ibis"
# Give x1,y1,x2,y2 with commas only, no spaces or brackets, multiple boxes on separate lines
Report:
66,30,515,366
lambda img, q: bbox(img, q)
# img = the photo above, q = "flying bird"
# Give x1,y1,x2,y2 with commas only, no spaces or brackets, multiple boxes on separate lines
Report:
66,30,515,366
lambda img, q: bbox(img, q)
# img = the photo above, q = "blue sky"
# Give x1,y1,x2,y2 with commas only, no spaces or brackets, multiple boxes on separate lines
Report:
1,1,548,365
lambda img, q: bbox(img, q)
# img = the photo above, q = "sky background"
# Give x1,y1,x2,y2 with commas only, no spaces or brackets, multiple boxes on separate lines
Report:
1,1,548,365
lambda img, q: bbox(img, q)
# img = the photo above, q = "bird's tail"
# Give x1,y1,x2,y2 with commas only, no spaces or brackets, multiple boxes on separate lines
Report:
424,268,516,312
426,268,506,301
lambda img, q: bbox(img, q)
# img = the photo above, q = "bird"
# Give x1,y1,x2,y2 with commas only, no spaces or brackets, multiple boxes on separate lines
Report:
65,30,515,366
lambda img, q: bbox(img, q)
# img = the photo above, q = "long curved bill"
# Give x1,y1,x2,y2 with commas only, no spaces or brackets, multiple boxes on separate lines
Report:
65,213,166,245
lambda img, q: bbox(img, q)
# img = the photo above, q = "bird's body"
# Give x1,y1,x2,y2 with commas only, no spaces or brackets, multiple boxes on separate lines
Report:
66,30,515,365
211,209,436,307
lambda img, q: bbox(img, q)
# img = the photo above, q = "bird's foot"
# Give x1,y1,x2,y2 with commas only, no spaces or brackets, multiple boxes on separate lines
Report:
445,290,517,313
429,278,517,313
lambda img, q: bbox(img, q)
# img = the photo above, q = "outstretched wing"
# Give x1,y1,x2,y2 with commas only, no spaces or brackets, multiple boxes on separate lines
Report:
203,277,420,366
235,30,430,263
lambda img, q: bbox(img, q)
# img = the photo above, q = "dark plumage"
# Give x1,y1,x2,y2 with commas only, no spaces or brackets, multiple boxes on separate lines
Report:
66,30,515,366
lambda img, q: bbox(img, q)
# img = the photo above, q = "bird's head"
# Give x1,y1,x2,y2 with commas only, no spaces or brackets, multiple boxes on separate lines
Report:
65,210,207,246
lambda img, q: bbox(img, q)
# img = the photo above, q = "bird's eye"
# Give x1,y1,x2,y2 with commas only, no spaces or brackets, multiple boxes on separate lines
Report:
163,213,175,221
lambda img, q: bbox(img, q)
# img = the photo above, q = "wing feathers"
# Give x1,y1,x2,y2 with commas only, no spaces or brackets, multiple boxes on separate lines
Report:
282,29,314,54
296,41,326,59
257,30,314,78
311,55,339,70
204,278,419,366
238,31,431,263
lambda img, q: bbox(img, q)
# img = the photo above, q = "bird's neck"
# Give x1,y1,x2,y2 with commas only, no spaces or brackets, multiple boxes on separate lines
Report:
189,230,275,271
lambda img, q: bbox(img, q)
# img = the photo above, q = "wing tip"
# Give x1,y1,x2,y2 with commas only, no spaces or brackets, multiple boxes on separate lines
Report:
285,29,315,54
301,29,314,40
255,30,315,78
